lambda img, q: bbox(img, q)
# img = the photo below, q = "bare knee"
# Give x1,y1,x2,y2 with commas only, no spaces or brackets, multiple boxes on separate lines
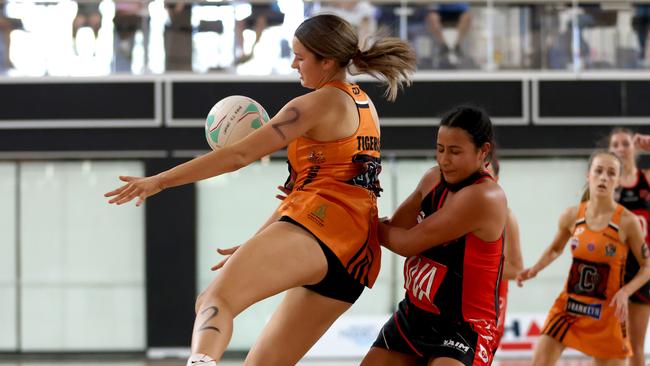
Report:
195,292,206,314
195,287,237,318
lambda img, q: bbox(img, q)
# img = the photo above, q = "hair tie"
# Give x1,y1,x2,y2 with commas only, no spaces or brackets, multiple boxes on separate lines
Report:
353,48,363,61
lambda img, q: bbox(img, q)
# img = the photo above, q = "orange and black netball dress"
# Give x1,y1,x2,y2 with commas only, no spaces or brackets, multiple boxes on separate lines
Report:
542,203,631,359
277,80,382,303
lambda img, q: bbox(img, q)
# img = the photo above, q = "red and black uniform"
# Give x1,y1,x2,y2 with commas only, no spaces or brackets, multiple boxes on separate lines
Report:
617,170,650,304
495,279,508,346
373,171,504,366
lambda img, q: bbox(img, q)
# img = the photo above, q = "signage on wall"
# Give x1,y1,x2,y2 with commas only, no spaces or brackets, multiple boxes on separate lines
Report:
306,313,649,359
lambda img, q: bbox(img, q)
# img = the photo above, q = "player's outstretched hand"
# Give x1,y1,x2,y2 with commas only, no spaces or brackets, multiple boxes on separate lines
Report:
515,267,538,287
104,175,163,207
610,288,629,322
634,133,650,152
211,245,240,271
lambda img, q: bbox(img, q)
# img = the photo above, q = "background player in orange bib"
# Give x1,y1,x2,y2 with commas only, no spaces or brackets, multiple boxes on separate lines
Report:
517,151,650,366
608,129,650,366
105,14,416,366
362,106,508,366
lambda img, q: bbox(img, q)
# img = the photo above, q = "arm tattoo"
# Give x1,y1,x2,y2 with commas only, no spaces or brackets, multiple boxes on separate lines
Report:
271,107,300,140
198,306,221,333
642,243,649,259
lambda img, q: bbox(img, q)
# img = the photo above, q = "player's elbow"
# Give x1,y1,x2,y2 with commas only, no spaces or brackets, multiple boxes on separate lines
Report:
641,261,650,279
383,241,413,257
226,145,254,171
393,240,422,257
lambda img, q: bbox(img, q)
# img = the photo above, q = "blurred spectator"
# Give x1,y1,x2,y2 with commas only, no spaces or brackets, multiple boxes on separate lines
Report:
73,0,101,54
0,1,21,71
547,19,590,69
164,2,192,71
544,4,584,69
113,0,150,72
633,4,650,65
374,3,401,37
316,1,377,42
235,2,284,65
424,3,471,62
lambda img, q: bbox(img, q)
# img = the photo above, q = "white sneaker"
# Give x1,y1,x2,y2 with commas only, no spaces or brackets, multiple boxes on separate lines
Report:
186,353,217,366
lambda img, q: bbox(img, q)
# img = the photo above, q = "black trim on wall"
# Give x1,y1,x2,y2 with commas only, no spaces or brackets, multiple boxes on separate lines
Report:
171,80,523,120
359,81,523,118
0,128,205,151
146,158,196,347
539,80,650,117
0,83,156,120
172,82,305,119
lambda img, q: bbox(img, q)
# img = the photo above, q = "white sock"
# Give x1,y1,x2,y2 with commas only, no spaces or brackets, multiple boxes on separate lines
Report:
186,353,217,366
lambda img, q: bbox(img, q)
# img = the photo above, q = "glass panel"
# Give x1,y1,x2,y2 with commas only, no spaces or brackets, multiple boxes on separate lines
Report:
498,158,588,313
403,2,476,70
577,3,648,69
19,161,145,351
489,4,536,69
2,0,650,75
634,3,650,68
0,162,16,350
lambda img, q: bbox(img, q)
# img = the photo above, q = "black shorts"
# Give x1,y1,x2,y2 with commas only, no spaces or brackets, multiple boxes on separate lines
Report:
77,3,100,16
624,252,650,304
244,4,285,29
279,216,364,304
372,298,494,366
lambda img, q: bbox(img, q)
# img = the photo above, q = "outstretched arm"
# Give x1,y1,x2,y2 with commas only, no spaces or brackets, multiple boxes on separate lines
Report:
634,133,650,152
516,206,575,286
105,93,328,206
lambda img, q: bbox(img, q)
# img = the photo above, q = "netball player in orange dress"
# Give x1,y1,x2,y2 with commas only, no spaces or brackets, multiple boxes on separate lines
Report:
517,151,650,366
104,14,416,366
608,129,650,366
362,106,508,366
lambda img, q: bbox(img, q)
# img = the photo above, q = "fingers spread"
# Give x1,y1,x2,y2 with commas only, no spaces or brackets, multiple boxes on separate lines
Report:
217,246,239,255
105,183,130,198
211,259,227,271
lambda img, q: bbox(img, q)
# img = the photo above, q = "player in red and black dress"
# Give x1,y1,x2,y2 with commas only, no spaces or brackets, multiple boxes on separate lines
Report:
608,129,650,366
361,106,508,366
